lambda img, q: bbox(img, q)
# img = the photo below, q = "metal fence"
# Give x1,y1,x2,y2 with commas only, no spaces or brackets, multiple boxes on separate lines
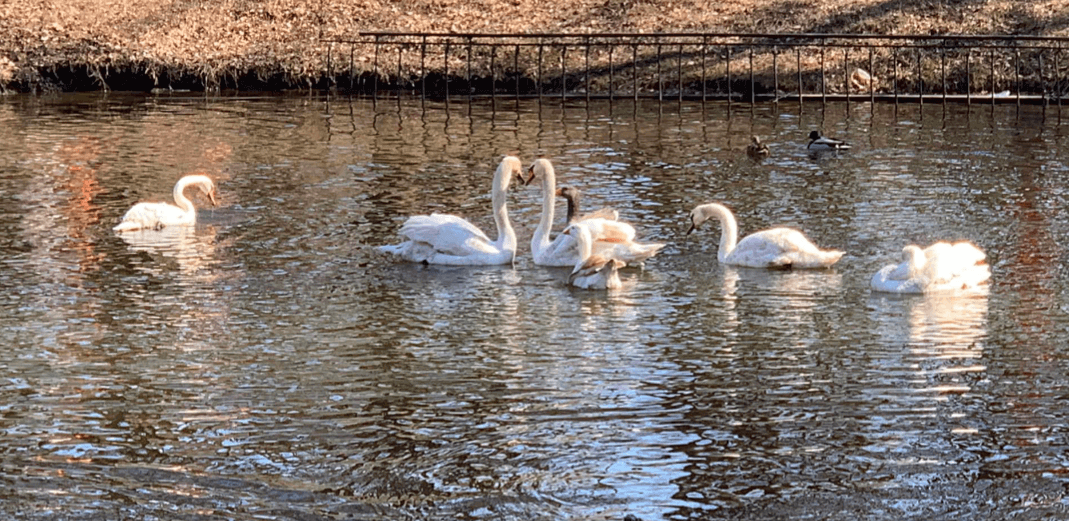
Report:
323,32,1069,106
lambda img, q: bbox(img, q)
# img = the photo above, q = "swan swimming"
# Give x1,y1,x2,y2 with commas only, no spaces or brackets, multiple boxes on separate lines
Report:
564,221,624,290
686,202,844,269
557,185,618,224
113,174,218,232
378,156,525,265
525,158,664,267
870,241,991,294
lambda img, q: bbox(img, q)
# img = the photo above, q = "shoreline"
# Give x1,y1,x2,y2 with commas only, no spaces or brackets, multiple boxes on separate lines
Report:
2,1,1066,94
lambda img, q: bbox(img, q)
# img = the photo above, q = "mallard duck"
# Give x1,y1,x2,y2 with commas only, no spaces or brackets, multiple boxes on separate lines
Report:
746,135,771,161
807,130,851,151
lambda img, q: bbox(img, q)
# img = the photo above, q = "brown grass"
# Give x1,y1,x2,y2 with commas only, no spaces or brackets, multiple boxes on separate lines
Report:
1,0,1066,92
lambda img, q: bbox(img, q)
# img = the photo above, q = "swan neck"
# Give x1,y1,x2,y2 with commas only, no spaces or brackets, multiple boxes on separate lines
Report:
531,163,556,252
173,178,197,215
714,205,738,262
576,226,593,261
492,164,517,253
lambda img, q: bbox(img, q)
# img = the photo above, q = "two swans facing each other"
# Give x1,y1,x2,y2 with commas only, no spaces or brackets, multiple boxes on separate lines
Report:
524,158,664,268
114,174,218,232
870,241,991,294
378,156,525,265
686,203,844,269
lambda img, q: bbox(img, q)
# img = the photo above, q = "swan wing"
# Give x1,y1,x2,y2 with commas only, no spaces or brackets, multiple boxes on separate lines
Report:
581,217,636,243
576,207,620,222
114,202,190,232
924,242,990,290
871,264,925,293
534,232,582,267
398,213,496,256
569,255,623,289
730,228,838,268
593,239,665,265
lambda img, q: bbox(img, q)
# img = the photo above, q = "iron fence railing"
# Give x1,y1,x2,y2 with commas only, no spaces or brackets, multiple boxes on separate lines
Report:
322,32,1069,106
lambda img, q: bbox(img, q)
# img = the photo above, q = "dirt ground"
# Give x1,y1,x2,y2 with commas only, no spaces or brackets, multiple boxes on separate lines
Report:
1,0,1066,92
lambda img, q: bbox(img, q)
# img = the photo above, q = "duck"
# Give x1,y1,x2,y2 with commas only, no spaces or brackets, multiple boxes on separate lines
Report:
807,130,851,151
686,202,844,269
378,156,525,265
870,241,991,294
746,135,771,161
113,174,217,232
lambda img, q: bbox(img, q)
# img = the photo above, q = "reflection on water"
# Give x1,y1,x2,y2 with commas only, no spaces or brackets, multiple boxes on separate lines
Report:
1,94,1069,520
119,225,221,274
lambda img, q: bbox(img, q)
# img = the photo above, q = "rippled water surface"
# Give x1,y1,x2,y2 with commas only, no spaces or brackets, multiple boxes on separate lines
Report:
2,93,1069,520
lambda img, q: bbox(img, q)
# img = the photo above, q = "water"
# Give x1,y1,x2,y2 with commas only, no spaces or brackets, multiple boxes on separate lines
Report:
2,93,1069,520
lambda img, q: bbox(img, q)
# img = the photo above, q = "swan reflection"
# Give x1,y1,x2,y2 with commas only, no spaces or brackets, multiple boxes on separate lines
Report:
870,288,989,351
120,225,220,277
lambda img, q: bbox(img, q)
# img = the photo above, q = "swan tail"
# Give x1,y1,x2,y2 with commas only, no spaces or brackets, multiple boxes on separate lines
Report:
786,249,845,269
610,241,666,265
378,241,436,263
113,220,143,233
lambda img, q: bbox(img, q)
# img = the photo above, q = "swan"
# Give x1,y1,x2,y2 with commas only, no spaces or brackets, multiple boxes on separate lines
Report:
557,185,618,224
526,158,664,267
564,221,624,290
746,135,770,161
807,130,851,151
870,241,991,294
378,156,524,265
686,203,844,269
113,174,217,232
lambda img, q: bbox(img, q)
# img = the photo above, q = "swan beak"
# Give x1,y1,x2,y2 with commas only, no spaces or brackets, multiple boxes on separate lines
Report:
686,218,698,235
554,187,563,196
207,190,218,207
523,166,536,186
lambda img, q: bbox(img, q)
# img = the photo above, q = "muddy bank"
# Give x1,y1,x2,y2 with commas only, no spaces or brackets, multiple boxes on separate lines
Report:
1,0,1065,94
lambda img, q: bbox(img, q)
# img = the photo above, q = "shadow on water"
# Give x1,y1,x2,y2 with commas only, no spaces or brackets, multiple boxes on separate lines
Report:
1,93,1069,519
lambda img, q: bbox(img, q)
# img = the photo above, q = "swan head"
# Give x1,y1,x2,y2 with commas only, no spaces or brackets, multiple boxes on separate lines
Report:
497,156,525,189
180,174,218,207
686,203,728,235
751,135,763,146
524,158,553,186
556,185,580,203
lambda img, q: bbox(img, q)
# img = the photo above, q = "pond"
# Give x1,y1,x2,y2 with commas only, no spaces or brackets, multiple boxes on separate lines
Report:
2,93,1069,520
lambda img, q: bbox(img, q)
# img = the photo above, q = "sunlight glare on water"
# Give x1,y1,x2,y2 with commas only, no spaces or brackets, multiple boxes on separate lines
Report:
1,93,1069,520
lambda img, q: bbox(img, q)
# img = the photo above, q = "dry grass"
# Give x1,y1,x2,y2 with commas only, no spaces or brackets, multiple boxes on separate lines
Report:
1,0,1066,92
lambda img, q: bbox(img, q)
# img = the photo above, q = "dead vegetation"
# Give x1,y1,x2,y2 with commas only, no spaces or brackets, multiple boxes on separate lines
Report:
0,0,1066,93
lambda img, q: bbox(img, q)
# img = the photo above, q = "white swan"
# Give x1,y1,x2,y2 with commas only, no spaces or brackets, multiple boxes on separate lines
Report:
113,174,217,232
870,241,991,294
526,158,664,267
686,203,844,269
565,221,624,290
378,156,524,265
